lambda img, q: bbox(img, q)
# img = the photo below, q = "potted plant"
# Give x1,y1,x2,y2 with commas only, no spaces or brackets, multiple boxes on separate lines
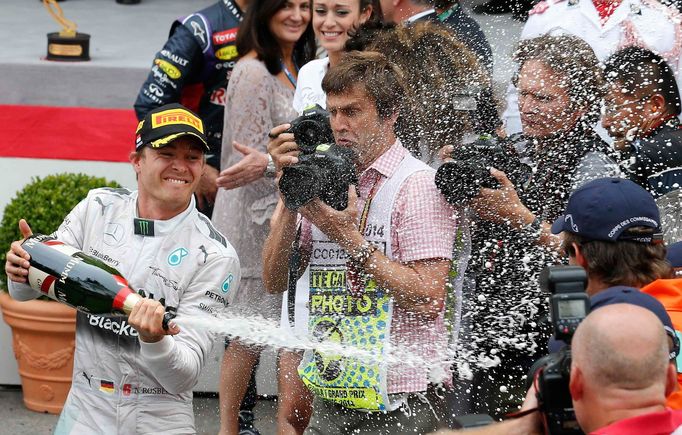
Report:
0,173,120,414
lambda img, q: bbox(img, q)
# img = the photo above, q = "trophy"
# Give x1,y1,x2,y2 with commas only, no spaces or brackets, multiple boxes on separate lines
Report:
43,0,90,61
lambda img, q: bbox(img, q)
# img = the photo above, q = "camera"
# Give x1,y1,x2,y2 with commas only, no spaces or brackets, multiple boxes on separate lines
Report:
434,134,531,205
286,104,335,154
279,106,357,211
530,266,590,435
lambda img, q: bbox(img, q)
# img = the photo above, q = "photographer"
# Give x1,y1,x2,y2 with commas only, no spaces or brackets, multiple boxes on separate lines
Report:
569,303,682,433
551,177,682,409
454,35,619,418
263,51,458,433
440,303,682,435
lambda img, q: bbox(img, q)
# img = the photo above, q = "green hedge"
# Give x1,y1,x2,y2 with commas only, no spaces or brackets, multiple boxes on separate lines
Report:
0,173,121,286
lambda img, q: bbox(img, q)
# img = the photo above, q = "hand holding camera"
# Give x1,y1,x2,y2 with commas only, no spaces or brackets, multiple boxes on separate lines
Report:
435,135,536,228
267,123,300,173
269,105,358,211
297,185,363,252
469,168,535,228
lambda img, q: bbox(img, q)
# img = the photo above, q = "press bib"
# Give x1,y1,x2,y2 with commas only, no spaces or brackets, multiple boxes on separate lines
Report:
297,154,429,411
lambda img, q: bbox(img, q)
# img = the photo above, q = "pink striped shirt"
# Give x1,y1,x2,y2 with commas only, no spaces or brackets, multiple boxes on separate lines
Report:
301,140,457,394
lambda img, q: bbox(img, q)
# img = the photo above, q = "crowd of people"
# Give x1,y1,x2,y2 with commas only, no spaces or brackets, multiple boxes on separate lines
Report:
6,0,682,434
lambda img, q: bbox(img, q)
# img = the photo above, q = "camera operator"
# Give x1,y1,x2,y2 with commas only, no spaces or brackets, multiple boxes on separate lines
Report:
263,51,458,433
452,34,619,418
550,177,682,409
601,46,682,198
437,301,681,435
569,303,682,433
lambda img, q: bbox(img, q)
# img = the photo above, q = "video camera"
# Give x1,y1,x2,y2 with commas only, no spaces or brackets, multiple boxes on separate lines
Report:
434,134,531,205
279,105,357,211
530,265,590,435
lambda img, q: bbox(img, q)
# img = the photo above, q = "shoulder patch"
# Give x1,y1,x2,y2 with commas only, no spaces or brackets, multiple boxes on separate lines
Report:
182,13,211,53
196,213,227,247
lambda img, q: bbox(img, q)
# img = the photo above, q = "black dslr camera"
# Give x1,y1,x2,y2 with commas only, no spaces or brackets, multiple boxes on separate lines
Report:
434,134,531,205
279,105,357,211
530,266,590,435
285,104,335,154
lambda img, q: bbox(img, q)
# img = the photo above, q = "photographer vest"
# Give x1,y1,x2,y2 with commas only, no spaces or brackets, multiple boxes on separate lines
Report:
297,153,428,412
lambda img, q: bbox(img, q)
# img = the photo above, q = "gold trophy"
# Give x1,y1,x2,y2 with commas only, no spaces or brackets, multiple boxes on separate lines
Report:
43,0,90,61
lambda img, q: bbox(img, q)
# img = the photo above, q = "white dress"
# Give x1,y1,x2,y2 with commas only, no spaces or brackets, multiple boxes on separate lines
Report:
212,58,297,320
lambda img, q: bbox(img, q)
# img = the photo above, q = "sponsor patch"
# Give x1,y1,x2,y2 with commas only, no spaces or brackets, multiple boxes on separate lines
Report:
88,247,120,267
221,274,233,293
134,218,155,237
213,28,238,45
151,109,204,133
89,315,139,337
205,290,229,307
160,49,189,66
153,58,181,79
215,45,238,61
103,222,124,246
168,247,189,266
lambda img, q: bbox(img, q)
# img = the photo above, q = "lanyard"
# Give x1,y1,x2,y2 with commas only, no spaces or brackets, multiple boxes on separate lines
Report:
281,60,299,87
357,172,383,234
346,172,384,297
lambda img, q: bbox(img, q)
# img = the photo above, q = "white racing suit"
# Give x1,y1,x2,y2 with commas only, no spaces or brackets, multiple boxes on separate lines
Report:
8,187,240,434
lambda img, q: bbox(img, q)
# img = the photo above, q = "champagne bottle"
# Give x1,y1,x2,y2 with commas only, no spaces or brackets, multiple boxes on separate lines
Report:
22,234,172,329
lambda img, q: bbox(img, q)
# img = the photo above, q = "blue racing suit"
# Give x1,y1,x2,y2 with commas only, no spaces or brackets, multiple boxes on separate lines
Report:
134,0,243,169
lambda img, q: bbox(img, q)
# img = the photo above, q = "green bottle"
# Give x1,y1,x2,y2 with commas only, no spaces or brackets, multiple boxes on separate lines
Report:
22,234,171,329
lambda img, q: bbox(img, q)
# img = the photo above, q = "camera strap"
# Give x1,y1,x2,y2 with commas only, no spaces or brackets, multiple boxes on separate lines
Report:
287,224,302,327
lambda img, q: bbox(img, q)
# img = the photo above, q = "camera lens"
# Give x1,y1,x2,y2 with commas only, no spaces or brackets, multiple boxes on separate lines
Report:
294,120,327,153
435,161,483,204
279,165,320,209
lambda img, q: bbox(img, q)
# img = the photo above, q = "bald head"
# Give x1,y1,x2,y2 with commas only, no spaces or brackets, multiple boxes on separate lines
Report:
572,303,669,390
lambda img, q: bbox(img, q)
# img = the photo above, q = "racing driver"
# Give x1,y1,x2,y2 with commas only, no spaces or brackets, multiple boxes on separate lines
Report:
134,0,249,218
4,103,241,434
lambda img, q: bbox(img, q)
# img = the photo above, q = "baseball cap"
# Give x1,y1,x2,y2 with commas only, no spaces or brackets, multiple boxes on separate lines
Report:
135,103,209,151
591,286,679,359
551,178,662,243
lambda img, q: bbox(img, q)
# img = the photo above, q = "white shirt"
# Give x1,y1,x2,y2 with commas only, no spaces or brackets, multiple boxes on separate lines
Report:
292,57,330,114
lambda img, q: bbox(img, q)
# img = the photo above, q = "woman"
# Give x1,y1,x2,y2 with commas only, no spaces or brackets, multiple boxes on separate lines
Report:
292,0,374,113
211,0,315,433
277,1,375,433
